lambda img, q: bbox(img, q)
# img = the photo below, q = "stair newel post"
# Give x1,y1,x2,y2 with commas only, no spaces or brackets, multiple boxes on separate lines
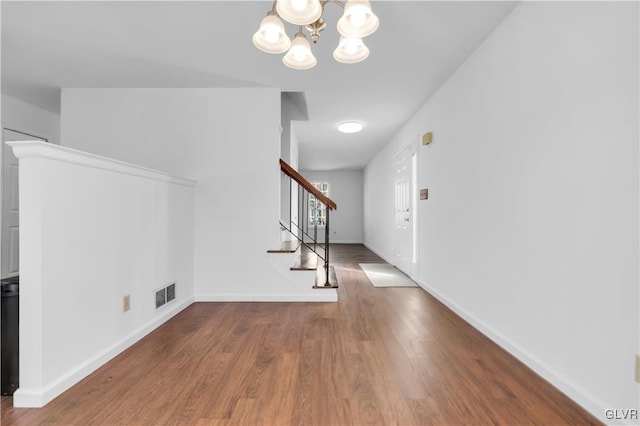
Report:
324,205,330,286
303,190,307,239
289,176,292,232
306,191,309,241
298,183,303,240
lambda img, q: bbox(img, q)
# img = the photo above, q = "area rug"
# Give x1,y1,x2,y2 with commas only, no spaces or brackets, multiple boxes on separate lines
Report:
358,263,418,288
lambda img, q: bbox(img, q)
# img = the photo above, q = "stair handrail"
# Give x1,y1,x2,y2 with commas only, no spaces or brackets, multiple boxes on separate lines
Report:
280,159,337,211
279,158,337,287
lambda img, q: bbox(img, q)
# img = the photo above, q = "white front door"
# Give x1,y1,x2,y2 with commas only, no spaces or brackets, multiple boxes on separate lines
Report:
1,129,47,278
394,145,415,275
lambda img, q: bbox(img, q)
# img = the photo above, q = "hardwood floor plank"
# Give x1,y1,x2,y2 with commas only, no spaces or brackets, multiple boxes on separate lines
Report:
259,352,299,425
1,244,600,425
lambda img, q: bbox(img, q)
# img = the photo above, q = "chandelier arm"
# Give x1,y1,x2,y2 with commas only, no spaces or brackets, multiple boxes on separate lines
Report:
257,0,375,69
322,0,345,9
269,0,346,19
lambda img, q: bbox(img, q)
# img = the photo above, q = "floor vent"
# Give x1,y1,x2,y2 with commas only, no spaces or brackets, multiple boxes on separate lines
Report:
155,282,177,309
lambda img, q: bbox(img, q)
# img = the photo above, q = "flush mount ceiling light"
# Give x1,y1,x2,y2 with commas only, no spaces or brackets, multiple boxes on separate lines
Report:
253,0,379,70
338,121,363,133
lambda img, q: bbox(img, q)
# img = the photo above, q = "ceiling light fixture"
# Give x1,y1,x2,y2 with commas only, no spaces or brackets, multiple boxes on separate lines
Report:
338,121,363,133
253,0,379,70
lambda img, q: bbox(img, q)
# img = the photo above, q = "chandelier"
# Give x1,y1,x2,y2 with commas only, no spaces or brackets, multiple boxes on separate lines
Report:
252,0,379,70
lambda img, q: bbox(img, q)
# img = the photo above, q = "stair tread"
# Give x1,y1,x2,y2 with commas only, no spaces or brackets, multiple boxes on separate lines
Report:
314,265,338,288
267,240,301,253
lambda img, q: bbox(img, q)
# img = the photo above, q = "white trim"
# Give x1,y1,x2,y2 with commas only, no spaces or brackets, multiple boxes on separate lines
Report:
13,297,194,408
414,278,617,426
195,292,337,303
410,148,418,279
2,127,48,143
298,240,363,244
8,141,196,187
2,124,52,146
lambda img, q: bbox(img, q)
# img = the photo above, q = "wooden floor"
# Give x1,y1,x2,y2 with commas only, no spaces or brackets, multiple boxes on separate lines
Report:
1,244,599,425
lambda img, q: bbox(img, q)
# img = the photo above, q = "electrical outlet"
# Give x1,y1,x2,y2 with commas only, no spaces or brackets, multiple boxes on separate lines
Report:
636,354,640,383
123,295,130,312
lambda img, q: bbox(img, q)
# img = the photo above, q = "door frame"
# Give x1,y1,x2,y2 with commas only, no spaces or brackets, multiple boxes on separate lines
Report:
410,143,419,279
393,142,418,279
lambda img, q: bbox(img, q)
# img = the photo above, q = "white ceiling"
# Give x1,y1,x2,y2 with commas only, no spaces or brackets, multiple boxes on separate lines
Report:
1,1,517,170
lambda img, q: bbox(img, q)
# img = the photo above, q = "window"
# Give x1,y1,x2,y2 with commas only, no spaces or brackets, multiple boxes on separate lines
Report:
308,182,329,226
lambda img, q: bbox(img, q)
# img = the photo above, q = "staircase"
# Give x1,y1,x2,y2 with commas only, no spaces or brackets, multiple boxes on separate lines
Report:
268,159,338,288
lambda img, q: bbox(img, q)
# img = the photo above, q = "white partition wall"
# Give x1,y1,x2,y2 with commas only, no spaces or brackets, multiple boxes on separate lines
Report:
61,88,336,302
11,141,196,407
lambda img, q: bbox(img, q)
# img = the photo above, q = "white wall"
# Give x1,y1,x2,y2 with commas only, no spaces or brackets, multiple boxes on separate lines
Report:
301,170,364,244
2,94,60,144
280,92,307,168
290,126,299,171
61,88,335,302
363,153,394,261
12,141,195,407
289,127,300,236
364,2,638,424
280,94,303,233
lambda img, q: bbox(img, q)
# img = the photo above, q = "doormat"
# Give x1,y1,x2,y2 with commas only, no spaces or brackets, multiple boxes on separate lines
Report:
358,263,418,288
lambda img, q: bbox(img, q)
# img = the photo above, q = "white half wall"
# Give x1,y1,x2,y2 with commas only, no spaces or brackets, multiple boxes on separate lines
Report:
301,170,364,244
364,2,638,424
11,141,195,407
2,94,60,144
61,88,334,302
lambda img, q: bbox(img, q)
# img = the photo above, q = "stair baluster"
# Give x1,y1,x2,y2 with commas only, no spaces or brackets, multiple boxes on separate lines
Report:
279,159,337,288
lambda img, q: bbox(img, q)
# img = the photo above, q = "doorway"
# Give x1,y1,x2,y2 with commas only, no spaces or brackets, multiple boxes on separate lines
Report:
1,128,47,279
393,144,417,277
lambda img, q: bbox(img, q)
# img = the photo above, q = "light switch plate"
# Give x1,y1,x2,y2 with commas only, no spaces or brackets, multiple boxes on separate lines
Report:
123,295,130,312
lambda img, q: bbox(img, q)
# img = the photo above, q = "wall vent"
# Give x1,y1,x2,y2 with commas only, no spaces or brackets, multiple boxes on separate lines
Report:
166,283,176,303
155,282,177,309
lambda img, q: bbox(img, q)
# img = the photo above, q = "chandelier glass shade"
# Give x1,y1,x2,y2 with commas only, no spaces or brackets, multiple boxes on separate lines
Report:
333,36,369,64
276,0,323,26
252,13,291,54
253,0,379,70
282,33,318,70
336,0,379,38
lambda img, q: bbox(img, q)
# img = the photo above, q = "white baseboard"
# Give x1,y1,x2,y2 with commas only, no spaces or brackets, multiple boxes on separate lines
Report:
414,279,616,425
195,292,337,302
13,297,194,408
299,240,363,245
